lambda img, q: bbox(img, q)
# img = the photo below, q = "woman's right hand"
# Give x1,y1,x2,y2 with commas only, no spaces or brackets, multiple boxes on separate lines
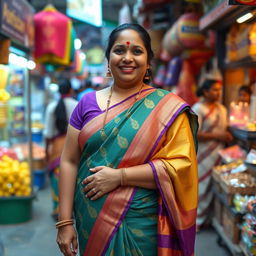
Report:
56,225,78,256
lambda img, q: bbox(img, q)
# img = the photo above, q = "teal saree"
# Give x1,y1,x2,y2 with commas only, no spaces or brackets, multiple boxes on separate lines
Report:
73,88,198,256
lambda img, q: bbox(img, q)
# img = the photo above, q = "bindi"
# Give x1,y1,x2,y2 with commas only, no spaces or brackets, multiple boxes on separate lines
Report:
126,41,130,48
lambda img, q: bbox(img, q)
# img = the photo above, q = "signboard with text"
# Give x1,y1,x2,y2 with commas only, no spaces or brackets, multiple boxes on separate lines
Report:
0,0,34,48
229,0,256,5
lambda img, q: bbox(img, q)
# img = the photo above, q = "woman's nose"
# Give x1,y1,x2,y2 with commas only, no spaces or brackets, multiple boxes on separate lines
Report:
122,52,133,62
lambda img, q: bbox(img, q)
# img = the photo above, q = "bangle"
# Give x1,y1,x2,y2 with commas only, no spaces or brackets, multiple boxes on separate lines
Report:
56,219,74,229
120,168,127,186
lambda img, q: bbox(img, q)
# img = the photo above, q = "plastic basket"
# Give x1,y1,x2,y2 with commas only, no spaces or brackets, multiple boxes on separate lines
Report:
0,195,35,224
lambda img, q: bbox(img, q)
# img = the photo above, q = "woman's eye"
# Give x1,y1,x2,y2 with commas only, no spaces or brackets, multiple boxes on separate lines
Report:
133,49,143,55
113,48,124,54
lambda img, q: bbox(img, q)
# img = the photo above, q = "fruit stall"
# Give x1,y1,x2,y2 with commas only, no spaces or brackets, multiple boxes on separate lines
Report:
0,0,35,224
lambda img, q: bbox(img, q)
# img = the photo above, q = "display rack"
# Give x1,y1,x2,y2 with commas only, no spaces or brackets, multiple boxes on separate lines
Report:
212,218,244,256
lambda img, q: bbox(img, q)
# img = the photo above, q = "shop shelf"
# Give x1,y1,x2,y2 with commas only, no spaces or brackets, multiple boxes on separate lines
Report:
212,218,244,256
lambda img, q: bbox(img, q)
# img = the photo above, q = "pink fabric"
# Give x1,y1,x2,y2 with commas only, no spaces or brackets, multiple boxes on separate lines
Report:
34,9,70,58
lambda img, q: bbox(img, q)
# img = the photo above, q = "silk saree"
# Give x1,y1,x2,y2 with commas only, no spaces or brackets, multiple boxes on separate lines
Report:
192,101,228,228
47,135,66,217
71,88,198,256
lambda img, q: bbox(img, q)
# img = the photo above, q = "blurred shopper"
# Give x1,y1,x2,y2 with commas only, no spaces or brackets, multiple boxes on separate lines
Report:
237,85,251,104
192,79,233,231
76,79,95,101
44,79,78,220
56,23,198,256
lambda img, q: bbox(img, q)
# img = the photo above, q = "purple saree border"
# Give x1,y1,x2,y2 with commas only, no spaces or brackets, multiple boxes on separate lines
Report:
149,159,196,255
101,188,138,256
47,157,60,171
105,87,155,112
158,234,181,250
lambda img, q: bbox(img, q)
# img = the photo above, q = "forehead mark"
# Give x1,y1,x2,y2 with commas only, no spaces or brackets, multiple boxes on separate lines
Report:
126,41,130,48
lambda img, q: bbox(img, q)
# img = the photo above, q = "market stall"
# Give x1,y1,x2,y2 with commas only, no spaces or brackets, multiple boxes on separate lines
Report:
0,0,36,224
199,0,256,255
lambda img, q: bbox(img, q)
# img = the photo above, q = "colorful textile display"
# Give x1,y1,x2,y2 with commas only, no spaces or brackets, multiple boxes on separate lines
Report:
153,64,166,87
164,57,182,86
34,5,74,66
176,60,198,106
162,13,205,56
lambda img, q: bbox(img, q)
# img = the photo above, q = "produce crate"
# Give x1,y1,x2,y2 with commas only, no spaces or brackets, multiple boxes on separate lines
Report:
0,195,35,224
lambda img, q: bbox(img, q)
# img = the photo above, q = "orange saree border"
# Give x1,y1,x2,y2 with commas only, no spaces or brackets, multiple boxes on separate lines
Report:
150,160,197,230
83,93,189,256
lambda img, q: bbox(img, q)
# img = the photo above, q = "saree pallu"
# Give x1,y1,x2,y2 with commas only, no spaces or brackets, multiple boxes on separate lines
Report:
192,102,227,228
74,88,198,256
47,135,66,216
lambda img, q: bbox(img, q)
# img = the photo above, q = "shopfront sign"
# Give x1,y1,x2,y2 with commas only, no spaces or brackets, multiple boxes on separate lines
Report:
199,1,236,30
229,0,256,5
0,0,34,48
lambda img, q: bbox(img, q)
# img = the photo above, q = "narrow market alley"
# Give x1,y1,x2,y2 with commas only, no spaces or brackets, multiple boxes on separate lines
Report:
0,180,231,256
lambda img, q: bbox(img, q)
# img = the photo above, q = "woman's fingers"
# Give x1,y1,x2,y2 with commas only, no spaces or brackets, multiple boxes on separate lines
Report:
90,166,105,172
85,187,98,198
71,236,78,254
58,241,74,256
83,181,94,192
90,190,102,201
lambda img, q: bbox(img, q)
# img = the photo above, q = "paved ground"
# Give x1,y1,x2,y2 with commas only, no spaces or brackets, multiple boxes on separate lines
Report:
0,180,231,256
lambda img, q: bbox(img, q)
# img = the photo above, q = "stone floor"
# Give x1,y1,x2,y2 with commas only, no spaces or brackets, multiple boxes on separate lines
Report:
0,180,232,256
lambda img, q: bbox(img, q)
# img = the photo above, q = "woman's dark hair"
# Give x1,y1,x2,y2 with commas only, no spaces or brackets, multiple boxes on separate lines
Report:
239,85,251,95
54,79,72,134
105,23,154,83
197,79,219,97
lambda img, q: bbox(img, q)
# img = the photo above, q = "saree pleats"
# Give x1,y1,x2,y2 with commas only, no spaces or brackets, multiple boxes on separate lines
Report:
150,113,198,256
106,189,158,256
74,89,198,256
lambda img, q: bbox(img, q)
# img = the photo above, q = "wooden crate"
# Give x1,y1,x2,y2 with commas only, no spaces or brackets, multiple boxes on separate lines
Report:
222,206,241,244
214,196,223,225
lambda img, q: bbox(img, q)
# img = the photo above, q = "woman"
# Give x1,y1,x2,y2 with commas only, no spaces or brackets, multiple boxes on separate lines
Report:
44,79,77,220
192,79,233,231
237,85,251,104
56,23,198,256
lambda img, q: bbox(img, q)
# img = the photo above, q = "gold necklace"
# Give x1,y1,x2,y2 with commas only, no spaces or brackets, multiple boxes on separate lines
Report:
100,84,144,134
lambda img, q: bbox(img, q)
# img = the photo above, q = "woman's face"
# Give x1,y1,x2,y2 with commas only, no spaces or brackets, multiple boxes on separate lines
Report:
108,29,149,87
204,82,222,102
238,90,250,104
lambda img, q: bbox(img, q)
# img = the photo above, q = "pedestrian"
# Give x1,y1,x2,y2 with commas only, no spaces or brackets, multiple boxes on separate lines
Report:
56,23,198,256
76,79,95,101
192,79,233,231
44,79,78,221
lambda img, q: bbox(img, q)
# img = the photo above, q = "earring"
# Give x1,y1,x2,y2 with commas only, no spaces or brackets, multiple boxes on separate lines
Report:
106,68,112,78
144,69,151,81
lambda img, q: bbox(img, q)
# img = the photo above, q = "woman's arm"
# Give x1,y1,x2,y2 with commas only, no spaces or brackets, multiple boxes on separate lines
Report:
58,125,81,221
197,130,233,143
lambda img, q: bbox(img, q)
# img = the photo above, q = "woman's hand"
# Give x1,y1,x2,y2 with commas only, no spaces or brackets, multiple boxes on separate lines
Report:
82,166,121,200
56,225,78,256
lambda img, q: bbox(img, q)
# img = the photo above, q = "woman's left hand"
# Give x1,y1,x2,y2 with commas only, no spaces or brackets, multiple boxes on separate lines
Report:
82,166,121,200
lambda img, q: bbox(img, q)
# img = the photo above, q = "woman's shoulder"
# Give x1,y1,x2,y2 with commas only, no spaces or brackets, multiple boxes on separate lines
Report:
78,90,96,104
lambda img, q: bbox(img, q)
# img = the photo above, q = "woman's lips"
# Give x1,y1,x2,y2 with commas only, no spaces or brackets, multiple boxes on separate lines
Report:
119,66,136,74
